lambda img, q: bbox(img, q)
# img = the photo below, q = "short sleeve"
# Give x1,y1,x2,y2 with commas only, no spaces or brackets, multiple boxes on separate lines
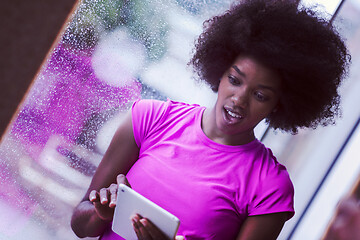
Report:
131,99,170,147
248,165,295,220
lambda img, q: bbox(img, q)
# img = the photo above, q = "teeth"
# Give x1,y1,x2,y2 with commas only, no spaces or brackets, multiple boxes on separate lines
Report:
226,109,242,119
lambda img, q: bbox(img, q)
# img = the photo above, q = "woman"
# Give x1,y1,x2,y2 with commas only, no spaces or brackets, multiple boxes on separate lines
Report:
71,0,350,239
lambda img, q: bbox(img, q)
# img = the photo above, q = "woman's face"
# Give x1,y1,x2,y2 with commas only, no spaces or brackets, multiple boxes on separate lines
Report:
212,55,281,143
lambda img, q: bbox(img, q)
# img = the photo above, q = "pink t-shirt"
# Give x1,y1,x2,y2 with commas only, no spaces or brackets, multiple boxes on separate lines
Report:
101,99,294,240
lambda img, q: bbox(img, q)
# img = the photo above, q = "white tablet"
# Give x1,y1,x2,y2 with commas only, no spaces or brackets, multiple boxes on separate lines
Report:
112,184,180,240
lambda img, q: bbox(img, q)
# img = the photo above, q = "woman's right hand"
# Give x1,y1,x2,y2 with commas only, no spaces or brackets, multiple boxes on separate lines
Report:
89,174,131,221
71,111,140,238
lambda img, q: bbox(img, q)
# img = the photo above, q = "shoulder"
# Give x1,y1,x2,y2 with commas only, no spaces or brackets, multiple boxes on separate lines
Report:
131,99,170,125
132,99,202,121
133,98,200,111
132,99,169,114
255,143,294,194
131,99,203,144
246,142,295,218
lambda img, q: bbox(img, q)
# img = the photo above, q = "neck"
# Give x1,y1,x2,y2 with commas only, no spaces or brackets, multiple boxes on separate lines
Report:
201,108,256,146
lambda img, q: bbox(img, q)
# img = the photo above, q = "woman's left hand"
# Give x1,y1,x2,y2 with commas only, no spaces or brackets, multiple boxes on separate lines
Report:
131,214,184,240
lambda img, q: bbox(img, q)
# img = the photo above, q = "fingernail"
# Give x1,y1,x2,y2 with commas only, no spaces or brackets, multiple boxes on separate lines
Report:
131,215,139,222
132,219,138,229
139,218,147,226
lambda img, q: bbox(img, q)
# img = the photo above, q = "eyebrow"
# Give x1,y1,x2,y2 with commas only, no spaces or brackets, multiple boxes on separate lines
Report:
232,66,246,77
231,65,278,93
258,84,277,93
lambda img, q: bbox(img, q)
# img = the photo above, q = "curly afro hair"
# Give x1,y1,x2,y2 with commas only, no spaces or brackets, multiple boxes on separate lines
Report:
189,0,350,133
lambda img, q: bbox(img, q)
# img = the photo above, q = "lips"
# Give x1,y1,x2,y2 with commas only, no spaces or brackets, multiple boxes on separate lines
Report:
223,106,245,124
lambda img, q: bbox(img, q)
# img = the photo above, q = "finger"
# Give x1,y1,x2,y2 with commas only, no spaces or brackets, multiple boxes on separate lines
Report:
89,190,99,202
109,183,118,208
140,217,169,240
134,214,168,239
138,218,152,240
117,174,131,188
132,215,144,240
99,188,109,205
92,200,103,210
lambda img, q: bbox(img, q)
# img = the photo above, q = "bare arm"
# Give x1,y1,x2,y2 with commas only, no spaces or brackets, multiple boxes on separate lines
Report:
71,111,139,238
236,212,289,240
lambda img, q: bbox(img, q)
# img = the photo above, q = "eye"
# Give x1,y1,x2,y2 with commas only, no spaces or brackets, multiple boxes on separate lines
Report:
228,75,241,86
254,91,268,102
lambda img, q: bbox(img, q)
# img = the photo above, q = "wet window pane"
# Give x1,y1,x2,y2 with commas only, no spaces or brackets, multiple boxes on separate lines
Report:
0,1,232,239
266,0,360,239
1,0,355,239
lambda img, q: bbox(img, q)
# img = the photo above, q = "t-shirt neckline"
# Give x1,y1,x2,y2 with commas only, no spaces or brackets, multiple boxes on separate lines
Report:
195,107,261,153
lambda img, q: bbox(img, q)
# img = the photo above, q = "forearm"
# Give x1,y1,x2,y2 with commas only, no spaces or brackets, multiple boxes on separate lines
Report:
71,200,111,238
70,112,138,238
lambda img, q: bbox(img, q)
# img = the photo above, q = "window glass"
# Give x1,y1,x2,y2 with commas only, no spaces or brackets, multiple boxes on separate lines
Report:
0,0,354,239
291,120,360,239
267,0,360,239
301,0,342,16
0,1,232,239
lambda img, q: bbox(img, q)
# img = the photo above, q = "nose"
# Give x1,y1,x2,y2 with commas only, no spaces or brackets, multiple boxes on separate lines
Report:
231,88,249,108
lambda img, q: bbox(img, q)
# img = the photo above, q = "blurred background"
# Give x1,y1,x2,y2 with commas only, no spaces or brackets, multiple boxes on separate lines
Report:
0,0,359,239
